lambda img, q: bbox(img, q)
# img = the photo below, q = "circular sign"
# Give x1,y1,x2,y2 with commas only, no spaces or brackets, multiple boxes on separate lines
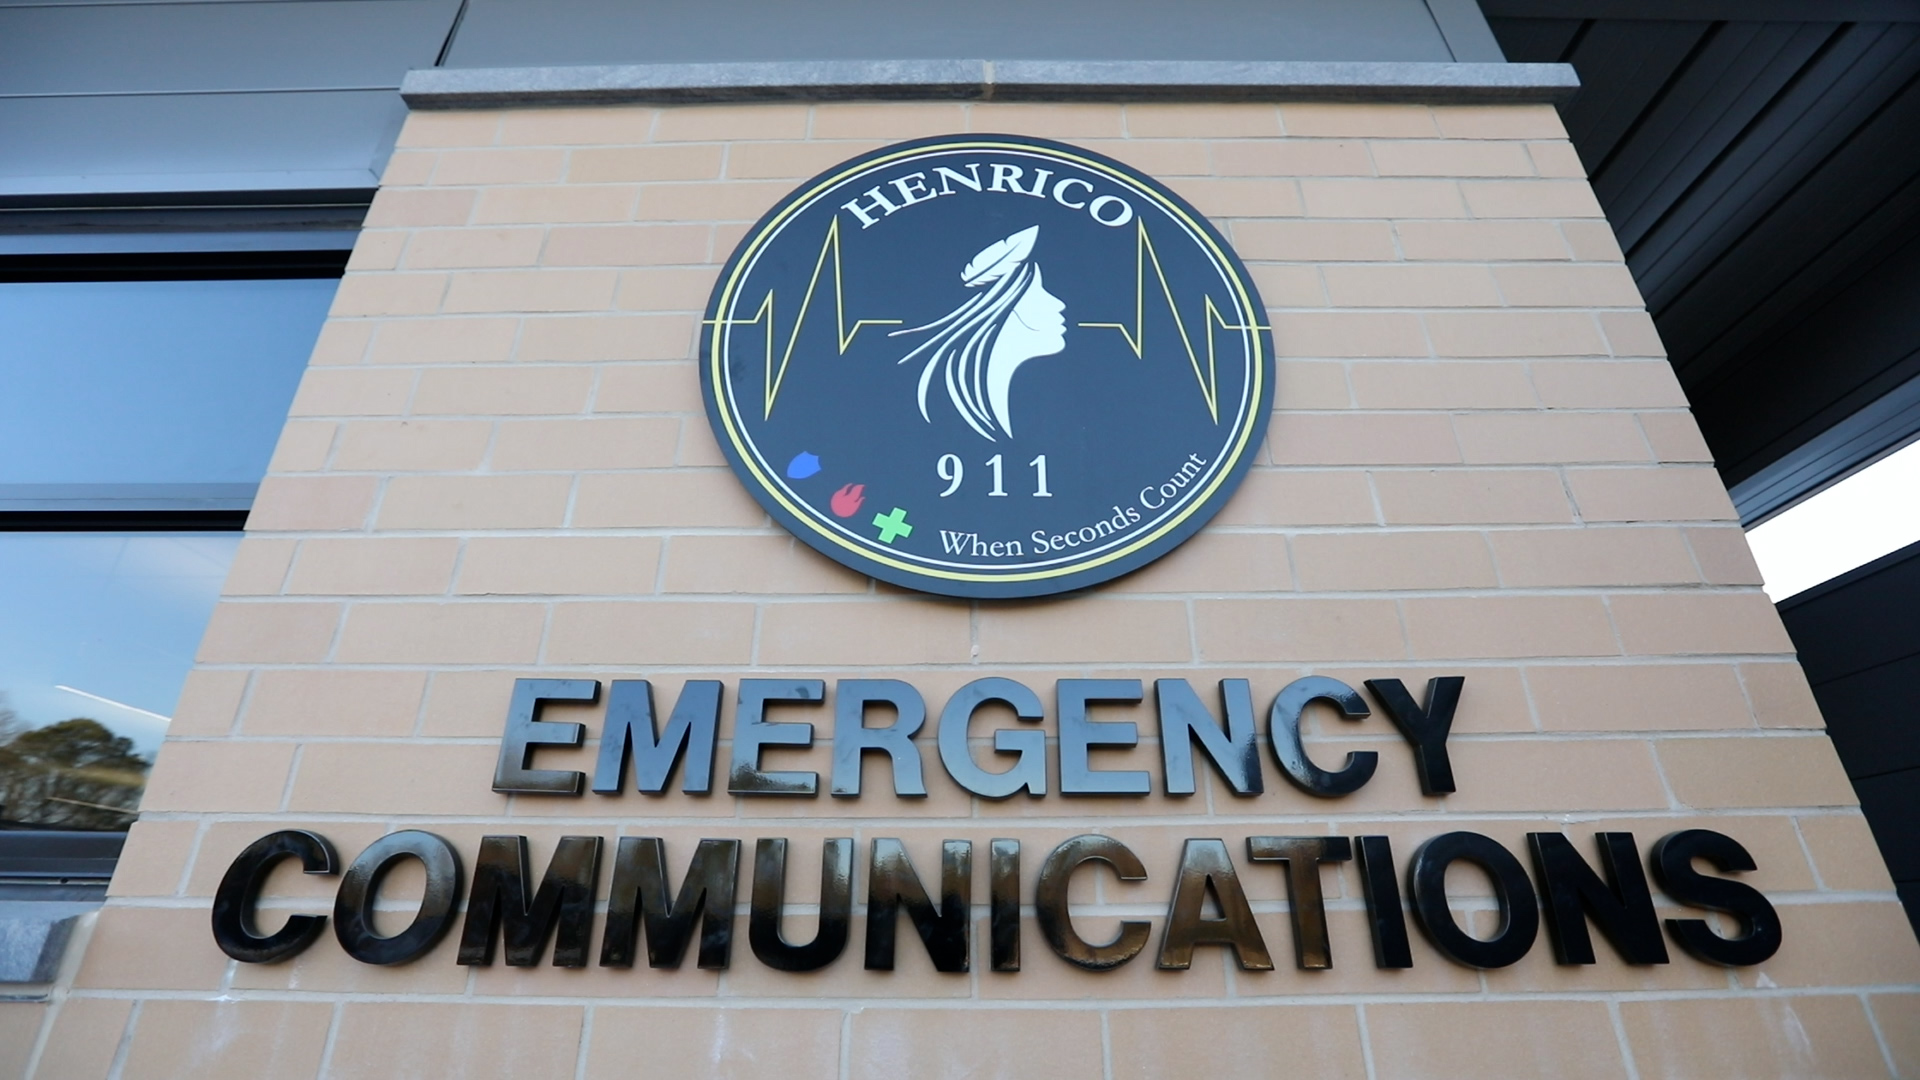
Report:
701,134,1273,598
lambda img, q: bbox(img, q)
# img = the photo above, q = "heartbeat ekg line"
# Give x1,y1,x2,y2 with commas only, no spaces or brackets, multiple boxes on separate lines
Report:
703,216,901,419
1077,219,1269,423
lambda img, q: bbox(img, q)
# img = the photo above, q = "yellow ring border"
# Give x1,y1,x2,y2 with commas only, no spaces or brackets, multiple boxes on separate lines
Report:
707,138,1269,585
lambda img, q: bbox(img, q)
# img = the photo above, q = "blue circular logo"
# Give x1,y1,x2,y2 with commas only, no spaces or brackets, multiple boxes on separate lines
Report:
702,135,1273,598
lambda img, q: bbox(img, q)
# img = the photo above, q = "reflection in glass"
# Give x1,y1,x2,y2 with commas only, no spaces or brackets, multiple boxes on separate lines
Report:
0,533,237,829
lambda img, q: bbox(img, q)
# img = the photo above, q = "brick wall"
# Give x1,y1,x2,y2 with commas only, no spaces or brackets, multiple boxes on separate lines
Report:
12,100,1919,1080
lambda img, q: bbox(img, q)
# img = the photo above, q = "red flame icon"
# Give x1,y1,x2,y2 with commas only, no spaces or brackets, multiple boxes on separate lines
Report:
830,483,866,518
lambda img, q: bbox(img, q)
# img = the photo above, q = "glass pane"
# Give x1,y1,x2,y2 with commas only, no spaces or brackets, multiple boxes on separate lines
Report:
0,278,333,487
0,532,238,829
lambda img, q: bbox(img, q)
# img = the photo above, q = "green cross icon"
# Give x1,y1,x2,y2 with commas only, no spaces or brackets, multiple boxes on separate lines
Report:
872,507,913,543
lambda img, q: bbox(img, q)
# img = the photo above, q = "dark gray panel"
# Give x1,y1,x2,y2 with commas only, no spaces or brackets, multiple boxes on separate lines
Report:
1779,540,1920,685
1854,770,1920,880
443,0,1458,66
0,0,460,94
1805,654,1920,780
1425,0,1508,61
1557,19,1712,172
1482,0,1920,18
1730,376,1920,523
1486,17,1584,62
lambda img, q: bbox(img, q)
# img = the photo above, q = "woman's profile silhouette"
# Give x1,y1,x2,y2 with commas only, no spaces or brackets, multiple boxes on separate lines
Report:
892,225,1067,441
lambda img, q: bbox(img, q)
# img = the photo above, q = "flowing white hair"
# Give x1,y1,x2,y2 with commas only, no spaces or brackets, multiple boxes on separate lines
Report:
891,226,1040,441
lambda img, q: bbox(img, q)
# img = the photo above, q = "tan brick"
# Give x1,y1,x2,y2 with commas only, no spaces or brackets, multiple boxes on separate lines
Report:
1128,102,1280,137
498,106,656,145
1215,469,1378,526
1272,312,1427,357
309,318,373,365
123,1000,332,1080
458,536,664,595
1798,812,1898,891
286,537,458,595
268,420,335,472
1322,264,1502,307
1432,104,1568,140
1659,735,1858,809
1599,310,1667,356
327,1003,583,1080
1622,996,1887,1080
1491,526,1699,586
420,670,525,737
1294,530,1496,591
1230,219,1398,261
850,1009,1103,1080
0,1003,39,1079
976,598,1190,664
546,601,756,665
376,475,572,530
443,268,619,313
473,185,638,225
1212,139,1373,176
1162,176,1303,218
107,818,197,896
638,181,788,223
379,149,434,186
329,272,448,316
167,668,249,736
197,601,339,662
288,367,414,417
223,537,297,595
1252,264,1329,308
333,419,491,471
34,997,132,1078
142,741,295,813
614,266,718,311
1396,219,1571,260
660,534,864,594
1372,139,1536,177
430,147,565,186
289,742,508,816
1562,219,1626,261
1529,662,1752,732
1682,527,1762,586
1427,311,1607,357
569,144,724,183
1447,738,1669,812
246,669,428,737
74,908,228,992
574,471,767,528
1349,361,1537,409
761,601,972,665
653,103,809,141
1107,530,1293,593
1569,464,1742,522
1455,411,1651,464
1270,412,1460,465
401,226,544,269
969,102,1127,138
368,316,518,366
1527,140,1588,179
396,110,499,148
1743,661,1826,729
346,229,405,271
363,187,474,227
1275,360,1350,408
1112,1006,1365,1080
595,362,701,413
1531,360,1688,408
1195,598,1404,662
1461,179,1606,218
812,102,969,138
1612,592,1793,656
585,1007,842,1080
413,365,595,414
1077,138,1212,177
1738,901,1920,988
1283,102,1437,138
1494,263,1643,307
1879,994,1920,1079
1301,178,1466,218
1368,1001,1625,1080
491,417,680,470
519,313,695,361
1640,411,1715,463
336,601,545,664
724,138,886,180
542,223,711,266
1405,594,1618,659
1374,468,1574,524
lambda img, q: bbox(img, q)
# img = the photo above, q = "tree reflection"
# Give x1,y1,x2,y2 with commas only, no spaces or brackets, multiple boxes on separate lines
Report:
0,696,149,830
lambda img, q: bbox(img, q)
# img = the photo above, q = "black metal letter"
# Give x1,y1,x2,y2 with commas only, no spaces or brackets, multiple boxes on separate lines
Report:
1528,832,1668,965
1364,676,1463,795
494,678,598,795
936,678,1048,799
1157,838,1274,971
1058,679,1149,796
1410,831,1538,969
749,837,853,971
864,838,970,972
457,835,603,967
592,679,721,796
333,830,463,966
728,679,825,796
600,837,738,969
211,830,336,963
1247,836,1352,969
1355,835,1413,968
990,838,1021,972
1035,835,1150,971
1156,678,1263,797
831,679,927,797
1650,830,1782,966
1268,677,1377,797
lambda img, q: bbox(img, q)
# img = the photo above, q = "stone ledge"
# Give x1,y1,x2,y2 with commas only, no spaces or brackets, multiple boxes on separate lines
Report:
400,59,1580,110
